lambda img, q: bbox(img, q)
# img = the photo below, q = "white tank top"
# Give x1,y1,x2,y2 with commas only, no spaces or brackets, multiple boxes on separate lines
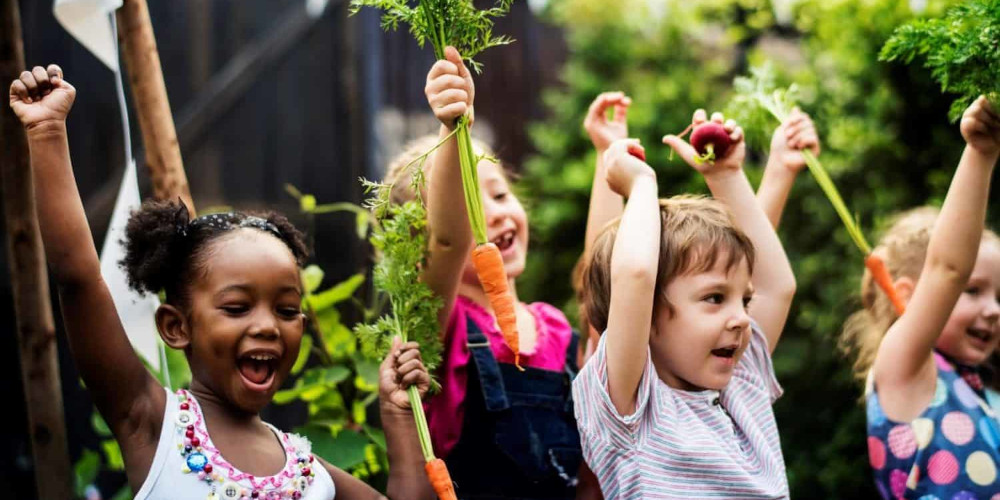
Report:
134,388,336,500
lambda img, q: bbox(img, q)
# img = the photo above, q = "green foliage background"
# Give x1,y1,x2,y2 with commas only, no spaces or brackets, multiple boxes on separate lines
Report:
518,0,998,496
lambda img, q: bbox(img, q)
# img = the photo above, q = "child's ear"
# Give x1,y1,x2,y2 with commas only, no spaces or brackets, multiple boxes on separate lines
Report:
893,276,916,305
156,304,191,349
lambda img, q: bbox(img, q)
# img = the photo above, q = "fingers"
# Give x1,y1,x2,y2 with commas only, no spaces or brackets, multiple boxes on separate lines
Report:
427,58,460,82
444,45,472,81
710,111,724,124
395,343,424,366
586,91,630,123
425,73,468,95
46,64,63,81
32,66,52,95
9,79,29,104
724,119,737,133
662,133,698,165
19,71,38,98
729,125,744,145
693,109,707,125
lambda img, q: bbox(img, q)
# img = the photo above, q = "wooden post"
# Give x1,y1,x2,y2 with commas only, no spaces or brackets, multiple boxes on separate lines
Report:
116,0,195,211
0,1,74,498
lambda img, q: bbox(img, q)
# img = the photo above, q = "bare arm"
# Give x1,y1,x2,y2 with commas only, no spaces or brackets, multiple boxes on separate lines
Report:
874,96,1000,417
602,140,659,416
756,108,819,229
665,111,796,350
583,92,630,257
421,46,475,331
10,67,162,474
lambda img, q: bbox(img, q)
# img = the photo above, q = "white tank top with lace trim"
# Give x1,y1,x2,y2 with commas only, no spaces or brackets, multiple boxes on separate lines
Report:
134,388,336,500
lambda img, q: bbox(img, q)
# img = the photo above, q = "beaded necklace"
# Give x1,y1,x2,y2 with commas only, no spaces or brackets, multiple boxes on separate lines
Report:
173,389,317,500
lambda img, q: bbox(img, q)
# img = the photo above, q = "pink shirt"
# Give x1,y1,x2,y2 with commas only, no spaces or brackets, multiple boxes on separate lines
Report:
426,295,574,458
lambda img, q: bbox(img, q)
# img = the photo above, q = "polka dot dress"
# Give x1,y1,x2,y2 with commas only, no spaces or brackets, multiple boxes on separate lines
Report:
867,352,1000,499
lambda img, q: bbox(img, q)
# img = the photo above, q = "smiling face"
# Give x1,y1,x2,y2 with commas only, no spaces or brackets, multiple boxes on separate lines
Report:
462,159,529,284
182,229,305,413
935,239,1000,367
650,253,754,391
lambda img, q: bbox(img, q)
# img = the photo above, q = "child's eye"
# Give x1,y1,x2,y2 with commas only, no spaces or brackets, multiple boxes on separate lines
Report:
703,293,724,304
493,192,508,201
221,305,249,315
278,307,302,319
743,296,753,309
966,287,981,295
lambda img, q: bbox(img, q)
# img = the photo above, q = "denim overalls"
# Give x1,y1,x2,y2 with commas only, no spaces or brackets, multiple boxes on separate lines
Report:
444,315,583,499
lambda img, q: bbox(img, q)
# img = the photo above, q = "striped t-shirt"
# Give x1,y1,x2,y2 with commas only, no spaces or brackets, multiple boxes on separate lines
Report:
572,324,789,499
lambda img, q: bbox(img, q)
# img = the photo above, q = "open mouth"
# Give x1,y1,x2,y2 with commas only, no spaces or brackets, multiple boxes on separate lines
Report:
711,346,737,358
237,351,278,390
967,327,995,344
491,230,516,252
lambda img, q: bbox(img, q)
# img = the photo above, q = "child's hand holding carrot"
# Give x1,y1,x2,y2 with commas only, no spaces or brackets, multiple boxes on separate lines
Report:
379,337,431,413
663,110,747,178
9,64,75,131
425,45,475,130
757,108,821,229
769,107,820,173
961,96,1000,158
603,139,655,198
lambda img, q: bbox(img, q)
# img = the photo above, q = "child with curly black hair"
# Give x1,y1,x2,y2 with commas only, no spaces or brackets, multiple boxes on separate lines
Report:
10,64,433,500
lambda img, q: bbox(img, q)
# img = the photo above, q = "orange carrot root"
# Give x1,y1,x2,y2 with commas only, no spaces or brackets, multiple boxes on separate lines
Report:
865,253,906,316
471,242,521,369
425,458,457,500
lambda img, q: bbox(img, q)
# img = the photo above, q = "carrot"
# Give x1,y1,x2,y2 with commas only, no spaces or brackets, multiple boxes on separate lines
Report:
865,253,906,316
471,242,521,369
425,458,457,500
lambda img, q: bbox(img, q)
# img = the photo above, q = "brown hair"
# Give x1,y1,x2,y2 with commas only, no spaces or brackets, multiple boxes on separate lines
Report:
384,134,499,205
840,206,999,385
583,195,756,333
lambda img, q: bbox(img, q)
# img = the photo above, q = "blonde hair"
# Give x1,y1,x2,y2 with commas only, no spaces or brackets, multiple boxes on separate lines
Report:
840,206,999,385
583,195,756,332
384,134,498,205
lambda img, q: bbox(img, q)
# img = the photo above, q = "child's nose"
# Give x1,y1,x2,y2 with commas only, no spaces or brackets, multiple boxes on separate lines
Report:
983,296,1000,321
728,307,751,331
248,311,280,338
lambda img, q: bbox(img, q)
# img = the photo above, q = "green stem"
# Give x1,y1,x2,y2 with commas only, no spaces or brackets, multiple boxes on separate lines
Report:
407,385,435,462
456,119,488,244
759,97,872,256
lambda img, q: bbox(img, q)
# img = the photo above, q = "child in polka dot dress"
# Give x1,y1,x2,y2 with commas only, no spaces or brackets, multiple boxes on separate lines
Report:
839,96,1000,499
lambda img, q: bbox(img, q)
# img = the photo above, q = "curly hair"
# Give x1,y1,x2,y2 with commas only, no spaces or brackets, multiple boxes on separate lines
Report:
120,199,308,308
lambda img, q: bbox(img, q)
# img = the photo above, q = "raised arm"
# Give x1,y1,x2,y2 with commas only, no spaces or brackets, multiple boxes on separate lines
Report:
9,67,162,450
602,139,660,416
874,96,999,410
421,46,476,330
582,92,630,256
756,108,819,229
664,111,796,350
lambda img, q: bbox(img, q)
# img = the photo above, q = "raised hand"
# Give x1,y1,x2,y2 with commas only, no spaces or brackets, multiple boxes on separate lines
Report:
961,96,1000,157
584,91,631,152
9,64,76,130
603,138,655,197
379,337,431,412
663,110,746,178
770,107,820,172
425,45,475,129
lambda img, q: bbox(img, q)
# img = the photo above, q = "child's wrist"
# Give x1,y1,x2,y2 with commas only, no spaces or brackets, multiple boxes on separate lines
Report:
25,120,68,139
379,401,416,419
702,168,743,183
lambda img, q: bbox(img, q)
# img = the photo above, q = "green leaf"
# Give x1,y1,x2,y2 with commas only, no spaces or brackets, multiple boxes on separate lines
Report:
110,486,133,500
308,274,366,311
302,265,325,295
363,424,387,451
296,426,371,470
91,411,111,438
292,335,313,375
353,354,380,392
101,439,125,471
73,449,100,497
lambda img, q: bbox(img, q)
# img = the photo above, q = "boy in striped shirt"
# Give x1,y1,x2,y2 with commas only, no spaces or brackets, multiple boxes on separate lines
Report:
575,110,796,499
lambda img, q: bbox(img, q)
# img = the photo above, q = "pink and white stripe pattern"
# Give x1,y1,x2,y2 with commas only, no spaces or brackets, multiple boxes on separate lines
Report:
573,325,789,499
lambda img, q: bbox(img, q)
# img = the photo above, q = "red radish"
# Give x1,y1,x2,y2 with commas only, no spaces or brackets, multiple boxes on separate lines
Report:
690,122,732,162
627,144,646,161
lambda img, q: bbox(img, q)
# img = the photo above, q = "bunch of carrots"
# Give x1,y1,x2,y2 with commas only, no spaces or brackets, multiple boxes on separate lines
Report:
351,0,517,497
